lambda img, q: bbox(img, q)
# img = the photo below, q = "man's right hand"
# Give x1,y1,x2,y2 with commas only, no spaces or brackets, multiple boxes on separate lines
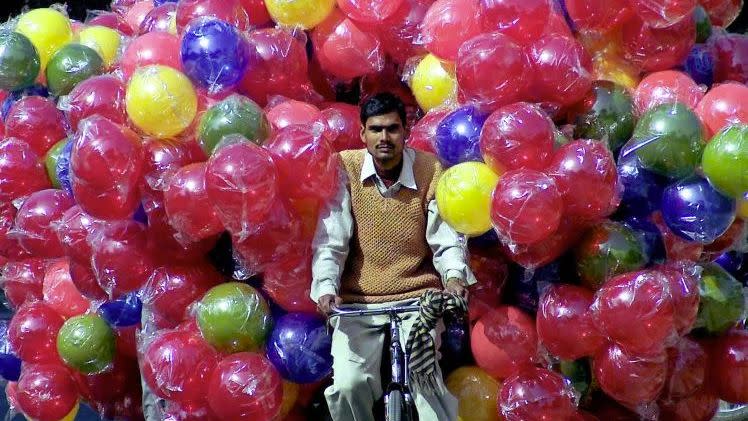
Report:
317,294,341,315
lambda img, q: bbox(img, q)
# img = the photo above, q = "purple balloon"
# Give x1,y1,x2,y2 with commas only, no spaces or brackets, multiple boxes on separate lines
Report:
683,44,714,87
140,3,176,34
0,319,21,381
661,176,736,244
266,312,332,384
180,18,250,93
434,105,488,167
714,250,743,278
56,139,74,196
617,150,667,216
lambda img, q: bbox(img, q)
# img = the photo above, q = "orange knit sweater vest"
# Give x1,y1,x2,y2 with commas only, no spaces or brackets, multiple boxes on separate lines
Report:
338,149,443,304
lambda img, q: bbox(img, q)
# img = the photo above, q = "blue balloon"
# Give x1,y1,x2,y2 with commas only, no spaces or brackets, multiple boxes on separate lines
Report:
620,214,666,266
683,44,714,87
434,106,487,167
180,18,251,93
133,203,148,225
553,0,576,32
0,320,21,381
468,229,499,248
153,0,178,5
661,176,736,244
714,250,744,278
439,315,471,373
1,84,49,120
506,261,562,313
56,139,74,196
99,293,142,327
266,312,332,384
616,150,667,216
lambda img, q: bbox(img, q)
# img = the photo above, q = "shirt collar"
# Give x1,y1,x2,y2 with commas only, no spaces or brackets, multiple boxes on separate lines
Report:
360,148,417,190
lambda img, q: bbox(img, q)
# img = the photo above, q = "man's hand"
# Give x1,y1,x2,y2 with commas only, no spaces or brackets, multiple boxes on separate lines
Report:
445,278,468,299
317,294,341,315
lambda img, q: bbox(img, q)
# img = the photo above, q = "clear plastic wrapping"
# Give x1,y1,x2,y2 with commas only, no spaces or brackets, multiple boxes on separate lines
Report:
499,367,579,421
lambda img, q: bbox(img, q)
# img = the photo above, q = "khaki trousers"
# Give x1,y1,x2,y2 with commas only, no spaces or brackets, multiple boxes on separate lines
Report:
325,299,458,421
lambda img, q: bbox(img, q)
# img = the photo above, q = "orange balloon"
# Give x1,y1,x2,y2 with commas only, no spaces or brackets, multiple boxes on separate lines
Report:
471,306,538,380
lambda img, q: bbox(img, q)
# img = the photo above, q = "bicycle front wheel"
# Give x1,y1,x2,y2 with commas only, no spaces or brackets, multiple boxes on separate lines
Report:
386,389,404,421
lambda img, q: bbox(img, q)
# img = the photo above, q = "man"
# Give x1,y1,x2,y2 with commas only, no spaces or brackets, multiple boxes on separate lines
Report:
311,92,476,421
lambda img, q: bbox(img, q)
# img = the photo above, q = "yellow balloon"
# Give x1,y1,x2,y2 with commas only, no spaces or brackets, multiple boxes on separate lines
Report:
436,162,500,236
265,0,336,29
279,381,300,419
78,26,121,68
168,14,178,35
738,196,748,220
24,400,79,421
593,54,640,91
16,8,73,70
446,366,501,421
126,65,197,139
411,54,457,112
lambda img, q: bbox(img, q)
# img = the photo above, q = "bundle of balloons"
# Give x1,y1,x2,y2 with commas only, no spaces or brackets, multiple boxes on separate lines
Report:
0,0,746,420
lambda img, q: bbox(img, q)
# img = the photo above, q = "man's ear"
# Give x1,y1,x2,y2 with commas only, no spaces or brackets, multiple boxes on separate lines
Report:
360,124,366,144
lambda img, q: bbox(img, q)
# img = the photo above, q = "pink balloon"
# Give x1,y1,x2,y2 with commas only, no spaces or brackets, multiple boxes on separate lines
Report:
5,96,67,157
420,0,482,60
13,189,75,258
479,0,551,45
164,162,224,243
1,258,45,309
125,0,155,32
312,10,385,80
338,0,405,22
593,342,668,406
120,32,182,80
634,70,705,114
621,14,695,72
265,100,322,130
457,32,531,110
65,75,128,131
320,103,362,152
529,34,593,107
695,81,748,137
90,220,155,297
71,116,143,220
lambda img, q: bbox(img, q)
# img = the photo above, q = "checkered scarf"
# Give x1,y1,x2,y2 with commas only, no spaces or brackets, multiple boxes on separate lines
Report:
405,290,468,395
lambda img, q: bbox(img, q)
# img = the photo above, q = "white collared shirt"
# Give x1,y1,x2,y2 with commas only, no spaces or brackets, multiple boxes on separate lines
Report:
310,147,476,302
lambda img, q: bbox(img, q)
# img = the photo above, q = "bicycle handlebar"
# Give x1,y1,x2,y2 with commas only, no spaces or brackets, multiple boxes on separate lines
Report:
327,305,421,319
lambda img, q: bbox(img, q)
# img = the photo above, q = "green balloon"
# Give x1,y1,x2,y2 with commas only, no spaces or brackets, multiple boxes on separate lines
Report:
695,263,746,335
57,314,116,374
702,124,748,198
44,138,68,188
693,6,712,44
197,282,272,353
572,81,635,152
198,95,270,155
0,32,40,91
632,102,705,178
45,43,104,96
575,221,647,290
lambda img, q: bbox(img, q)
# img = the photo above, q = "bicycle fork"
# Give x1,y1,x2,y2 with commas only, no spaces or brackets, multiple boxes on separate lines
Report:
384,311,416,421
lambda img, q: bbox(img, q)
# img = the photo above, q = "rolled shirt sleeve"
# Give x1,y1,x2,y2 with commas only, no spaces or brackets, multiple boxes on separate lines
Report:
310,169,354,303
426,199,478,287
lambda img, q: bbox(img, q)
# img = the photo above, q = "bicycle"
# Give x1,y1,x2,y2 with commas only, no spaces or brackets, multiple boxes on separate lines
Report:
328,304,421,421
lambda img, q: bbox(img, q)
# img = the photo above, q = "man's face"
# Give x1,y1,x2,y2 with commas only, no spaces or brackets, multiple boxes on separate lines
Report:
361,112,406,166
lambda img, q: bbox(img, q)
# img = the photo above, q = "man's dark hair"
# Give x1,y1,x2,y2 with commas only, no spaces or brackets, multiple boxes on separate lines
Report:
360,92,407,127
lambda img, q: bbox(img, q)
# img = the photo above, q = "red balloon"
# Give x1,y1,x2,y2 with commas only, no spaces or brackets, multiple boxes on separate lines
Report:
490,170,563,245
594,342,668,406
471,306,538,379
480,102,554,173
312,10,384,80
240,0,272,26
0,138,51,202
663,338,708,401
419,0,482,60
90,220,155,297
74,355,139,403
372,0,431,64
207,352,283,421
695,82,748,138
265,100,322,130
42,259,89,319
14,189,74,258
700,0,742,26
125,1,154,32
164,162,224,243
631,0,697,28
498,367,578,421
17,364,78,421
657,263,699,336
592,270,677,356
479,0,551,45
701,219,745,261
634,71,705,114
456,32,531,110
529,34,593,107
263,252,317,313
56,205,102,263
163,400,220,421
143,263,223,328
1,259,45,309
502,216,587,268
87,12,134,36
120,32,182,80
68,260,108,300
65,75,128,131
408,108,450,154
659,390,719,421
545,139,619,221
139,3,176,34
205,141,278,238
175,0,249,33
710,329,748,403
116,325,139,359
320,103,362,152
142,330,219,404
8,301,65,363
71,116,144,220
141,138,205,195
338,0,404,22
5,96,67,157
466,245,507,323
265,124,338,201
564,0,633,33
240,28,314,106
537,284,604,360
621,14,695,72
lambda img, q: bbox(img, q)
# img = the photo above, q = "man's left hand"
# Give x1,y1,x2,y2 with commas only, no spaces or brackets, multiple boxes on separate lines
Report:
445,277,468,300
